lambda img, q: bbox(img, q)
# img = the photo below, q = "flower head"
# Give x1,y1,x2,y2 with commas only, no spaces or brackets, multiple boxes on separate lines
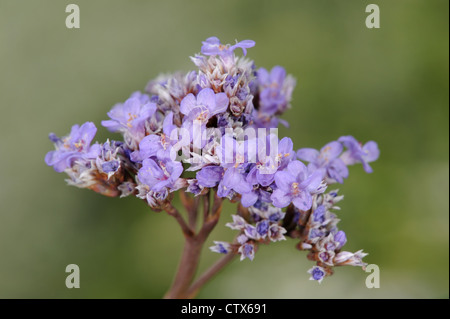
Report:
338,136,379,173
297,141,349,184
196,165,224,188
102,92,157,149
137,158,183,192
201,37,255,59
271,160,326,210
45,122,100,172
180,88,229,148
45,36,379,289
257,66,296,116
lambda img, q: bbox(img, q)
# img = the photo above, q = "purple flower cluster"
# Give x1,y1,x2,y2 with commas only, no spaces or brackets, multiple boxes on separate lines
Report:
293,190,368,283
45,122,100,173
255,66,296,121
297,137,379,184
45,122,135,197
45,37,379,283
210,204,287,261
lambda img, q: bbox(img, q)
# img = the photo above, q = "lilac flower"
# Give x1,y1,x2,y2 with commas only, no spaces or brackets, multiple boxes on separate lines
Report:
210,241,231,254
271,160,326,210
201,37,255,59
308,266,326,283
240,186,272,208
245,135,284,187
297,141,349,184
258,66,286,115
180,88,229,148
102,92,156,136
137,158,183,192
45,122,100,172
246,163,274,188
338,136,379,173
217,168,252,198
276,137,295,170
181,88,229,120
196,165,224,188
238,242,255,261
131,112,179,162
257,66,296,115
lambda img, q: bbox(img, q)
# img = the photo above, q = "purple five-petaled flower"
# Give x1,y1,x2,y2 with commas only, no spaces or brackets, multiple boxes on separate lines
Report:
45,122,100,172
201,37,255,60
245,136,290,188
196,165,224,188
240,186,272,208
217,168,252,198
180,88,229,148
297,141,349,184
131,112,181,162
137,158,183,192
271,160,326,211
101,92,156,142
257,66,292,115
338,136,379,173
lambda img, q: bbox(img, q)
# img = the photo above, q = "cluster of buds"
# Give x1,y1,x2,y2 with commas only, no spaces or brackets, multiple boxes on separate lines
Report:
211,203,288,261
45,37,379,283
285,190,368,283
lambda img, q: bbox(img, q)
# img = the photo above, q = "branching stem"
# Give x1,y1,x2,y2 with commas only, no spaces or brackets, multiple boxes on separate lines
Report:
163,191,228,299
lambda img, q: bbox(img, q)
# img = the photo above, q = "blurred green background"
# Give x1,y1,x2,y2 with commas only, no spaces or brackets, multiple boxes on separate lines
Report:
0,0,448,298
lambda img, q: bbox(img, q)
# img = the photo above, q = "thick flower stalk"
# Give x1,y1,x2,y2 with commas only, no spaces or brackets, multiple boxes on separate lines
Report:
45,36,379,298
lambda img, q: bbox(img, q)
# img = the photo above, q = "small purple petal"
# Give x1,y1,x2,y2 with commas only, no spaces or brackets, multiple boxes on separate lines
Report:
271,189,292,208
180,93,197,115
334,231,347,249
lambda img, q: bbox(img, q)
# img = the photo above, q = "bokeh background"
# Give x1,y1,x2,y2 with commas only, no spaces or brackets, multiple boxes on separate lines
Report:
0,0,448,298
